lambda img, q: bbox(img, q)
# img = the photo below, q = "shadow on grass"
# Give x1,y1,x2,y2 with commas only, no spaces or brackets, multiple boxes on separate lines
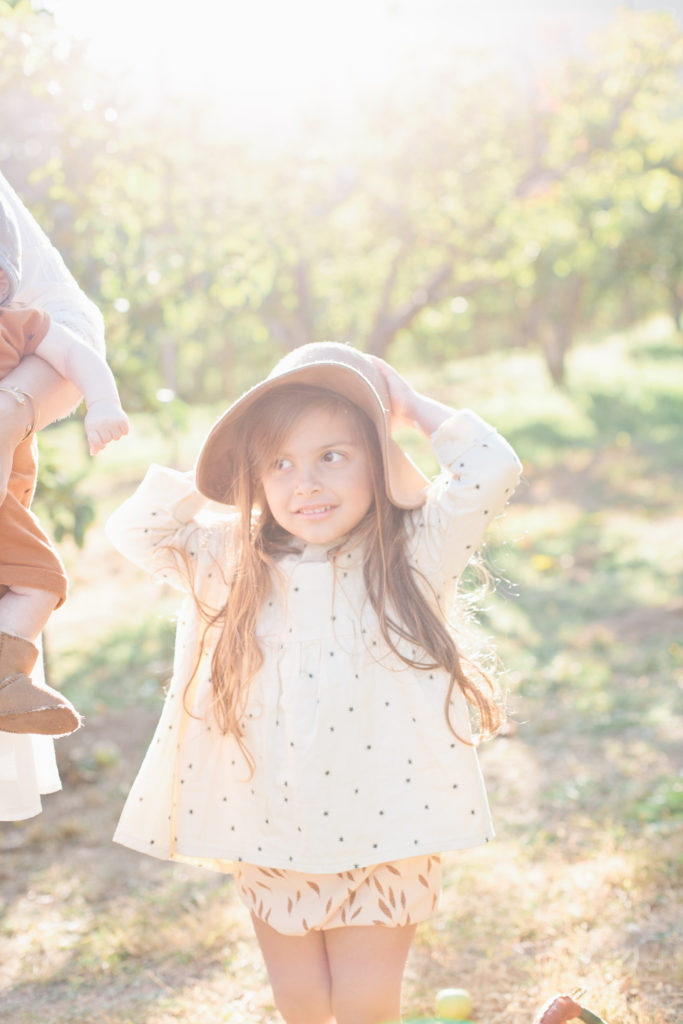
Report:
581,388,682,464
630,337,683,363
480,454,683,829
1,894,253,1024
47,617,176,714
504,383,682,515
486,532,682,712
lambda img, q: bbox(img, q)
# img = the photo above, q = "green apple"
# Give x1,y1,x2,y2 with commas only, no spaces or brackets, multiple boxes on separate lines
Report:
435,987,474,1020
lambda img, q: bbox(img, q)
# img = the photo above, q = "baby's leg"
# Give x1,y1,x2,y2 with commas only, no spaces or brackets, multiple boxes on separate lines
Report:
0,586,81,736
0,584,60,640
250,914,335,1024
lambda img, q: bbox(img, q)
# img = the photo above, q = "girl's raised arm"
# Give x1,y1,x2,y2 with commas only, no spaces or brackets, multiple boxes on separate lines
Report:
106,466,209,589
369,356,522,593
370,355,454,436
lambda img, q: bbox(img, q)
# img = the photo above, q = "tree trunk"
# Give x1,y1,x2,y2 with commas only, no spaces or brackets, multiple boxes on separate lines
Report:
539,318,568,386
671,289,683,333
539,275,585,386
366,261,454,357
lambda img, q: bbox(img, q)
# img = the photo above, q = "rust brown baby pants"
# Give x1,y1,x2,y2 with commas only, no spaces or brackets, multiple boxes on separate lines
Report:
0,436,68,606
0,305,68,606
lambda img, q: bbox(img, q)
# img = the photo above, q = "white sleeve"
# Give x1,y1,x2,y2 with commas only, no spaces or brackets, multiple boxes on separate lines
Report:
0,171,105,353
106,465,231,592
407,409,522,602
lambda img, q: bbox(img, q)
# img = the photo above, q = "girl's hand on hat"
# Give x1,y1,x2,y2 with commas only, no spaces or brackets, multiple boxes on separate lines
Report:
370,355,453,437
369,355,421,433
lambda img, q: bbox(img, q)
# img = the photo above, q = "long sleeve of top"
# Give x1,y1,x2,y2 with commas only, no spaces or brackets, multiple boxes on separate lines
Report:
106,410,522,873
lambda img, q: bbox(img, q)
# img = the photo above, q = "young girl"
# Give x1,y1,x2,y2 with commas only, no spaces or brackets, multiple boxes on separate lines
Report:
107,341,522,1024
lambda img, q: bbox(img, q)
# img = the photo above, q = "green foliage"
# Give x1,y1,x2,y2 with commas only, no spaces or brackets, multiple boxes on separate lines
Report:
56,616,177,714
476,325,682,839
2,3,683,542
2,4,683,399
32,432,95,547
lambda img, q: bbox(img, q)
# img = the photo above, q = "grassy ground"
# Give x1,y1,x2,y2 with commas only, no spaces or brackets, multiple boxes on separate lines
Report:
1,321,681,1024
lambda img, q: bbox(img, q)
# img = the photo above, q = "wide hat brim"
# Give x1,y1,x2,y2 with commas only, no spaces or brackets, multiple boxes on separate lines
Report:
195,342,428,509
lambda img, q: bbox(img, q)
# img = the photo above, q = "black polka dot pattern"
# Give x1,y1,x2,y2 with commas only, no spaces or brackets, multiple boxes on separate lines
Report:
109,413,520,871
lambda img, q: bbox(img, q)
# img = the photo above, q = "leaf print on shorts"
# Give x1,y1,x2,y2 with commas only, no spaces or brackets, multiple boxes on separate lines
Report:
233,854,442,936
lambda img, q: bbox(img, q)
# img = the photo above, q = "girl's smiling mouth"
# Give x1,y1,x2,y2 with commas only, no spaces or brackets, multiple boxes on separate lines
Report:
261,404,374,544
296,504,336,517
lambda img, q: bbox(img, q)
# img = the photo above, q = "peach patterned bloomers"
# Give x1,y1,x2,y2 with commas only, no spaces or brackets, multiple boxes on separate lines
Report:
233,854,441,935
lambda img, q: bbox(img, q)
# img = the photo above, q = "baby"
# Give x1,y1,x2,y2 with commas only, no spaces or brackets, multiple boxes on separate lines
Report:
0,197,129,736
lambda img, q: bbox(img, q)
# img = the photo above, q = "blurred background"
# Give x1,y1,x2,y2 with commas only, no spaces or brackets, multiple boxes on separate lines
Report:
3,0,683,406
1,2,681,1023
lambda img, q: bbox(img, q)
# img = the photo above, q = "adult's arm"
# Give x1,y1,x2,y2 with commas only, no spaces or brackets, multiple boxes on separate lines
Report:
0,168,105,414
0,170,104,351
0,171,106,495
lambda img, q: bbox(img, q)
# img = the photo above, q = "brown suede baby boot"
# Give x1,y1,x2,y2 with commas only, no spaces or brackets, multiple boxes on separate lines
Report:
0,631,82,736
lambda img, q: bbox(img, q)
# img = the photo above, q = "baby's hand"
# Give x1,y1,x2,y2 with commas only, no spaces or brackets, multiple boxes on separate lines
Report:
84,401,130,455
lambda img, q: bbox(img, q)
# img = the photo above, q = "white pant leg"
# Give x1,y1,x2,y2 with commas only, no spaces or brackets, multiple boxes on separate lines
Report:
0,638,61,821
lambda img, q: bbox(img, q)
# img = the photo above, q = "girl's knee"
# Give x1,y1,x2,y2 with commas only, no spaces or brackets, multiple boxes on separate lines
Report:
326,922,415,1024
331,986,400,1024
250,916,334,1024
263,962,333,1023
271,985,334,1024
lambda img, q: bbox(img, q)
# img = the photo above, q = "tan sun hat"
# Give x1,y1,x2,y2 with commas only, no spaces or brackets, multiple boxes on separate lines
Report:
195,341,428,509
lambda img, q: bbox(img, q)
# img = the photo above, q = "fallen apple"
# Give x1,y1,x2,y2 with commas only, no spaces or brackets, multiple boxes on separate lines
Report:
435,987,474,1020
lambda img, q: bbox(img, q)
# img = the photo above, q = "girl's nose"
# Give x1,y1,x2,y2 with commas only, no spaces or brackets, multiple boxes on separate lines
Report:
294,464,321,494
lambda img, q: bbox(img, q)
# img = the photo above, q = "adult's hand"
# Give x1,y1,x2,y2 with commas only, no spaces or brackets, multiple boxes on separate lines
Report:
0,388,33,504
0,354,82,504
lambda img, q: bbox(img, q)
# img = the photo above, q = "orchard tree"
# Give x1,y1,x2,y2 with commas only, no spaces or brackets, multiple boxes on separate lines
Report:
3,0,683,405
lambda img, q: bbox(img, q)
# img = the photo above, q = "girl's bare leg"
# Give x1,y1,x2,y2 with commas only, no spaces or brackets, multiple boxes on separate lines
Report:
325,923,417,1024
250,912,417,1024
250,913,335,1024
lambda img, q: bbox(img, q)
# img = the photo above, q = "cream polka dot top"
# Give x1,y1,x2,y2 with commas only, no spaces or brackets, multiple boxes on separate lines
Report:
106,410,521,874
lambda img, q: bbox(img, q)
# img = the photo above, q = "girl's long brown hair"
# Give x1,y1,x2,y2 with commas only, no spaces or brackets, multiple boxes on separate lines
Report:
188,384,501,770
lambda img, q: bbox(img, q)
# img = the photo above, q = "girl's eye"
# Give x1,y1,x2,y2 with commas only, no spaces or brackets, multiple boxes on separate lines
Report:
274,457,292,471
322,450,344,464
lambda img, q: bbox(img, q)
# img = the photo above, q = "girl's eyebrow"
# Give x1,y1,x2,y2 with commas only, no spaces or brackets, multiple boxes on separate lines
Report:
319,438,359,448
277,437,360,456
